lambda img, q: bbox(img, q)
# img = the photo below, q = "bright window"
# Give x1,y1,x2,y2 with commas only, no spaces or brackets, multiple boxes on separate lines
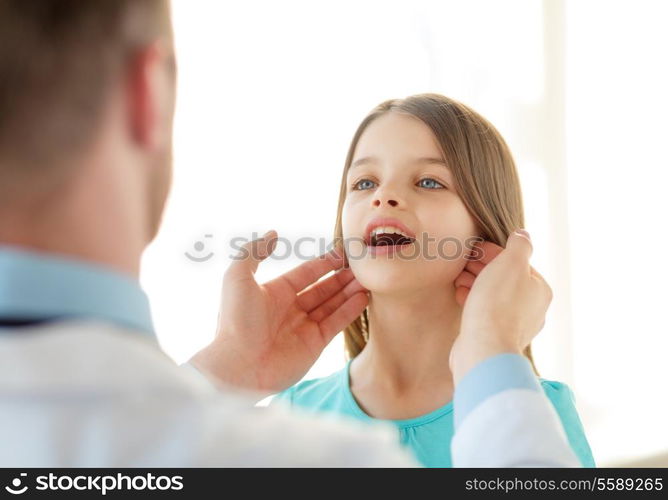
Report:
141,0,668,466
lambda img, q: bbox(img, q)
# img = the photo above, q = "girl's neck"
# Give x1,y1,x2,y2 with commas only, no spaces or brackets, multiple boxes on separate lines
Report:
351,286,461,395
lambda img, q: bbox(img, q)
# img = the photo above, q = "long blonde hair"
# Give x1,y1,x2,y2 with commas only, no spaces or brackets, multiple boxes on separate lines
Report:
333,93,537,373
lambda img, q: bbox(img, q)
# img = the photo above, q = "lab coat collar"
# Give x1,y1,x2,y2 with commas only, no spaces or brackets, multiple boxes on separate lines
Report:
0,245,155,340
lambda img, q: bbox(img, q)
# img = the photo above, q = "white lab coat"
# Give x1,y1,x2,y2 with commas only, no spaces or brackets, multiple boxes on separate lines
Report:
0,320,415,467
0,319,577,467
452,389,580,467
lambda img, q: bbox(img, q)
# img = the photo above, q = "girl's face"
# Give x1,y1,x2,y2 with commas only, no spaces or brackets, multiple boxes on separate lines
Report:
342,112,479,295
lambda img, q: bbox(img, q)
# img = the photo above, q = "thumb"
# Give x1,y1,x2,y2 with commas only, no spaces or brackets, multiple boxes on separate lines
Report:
226,230,278,279
505,229,533,263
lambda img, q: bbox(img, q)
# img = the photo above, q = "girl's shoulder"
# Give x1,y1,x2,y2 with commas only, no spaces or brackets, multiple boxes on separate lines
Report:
538,378,577,405
271,365,349,410
538,377,596,467
538,378,582,421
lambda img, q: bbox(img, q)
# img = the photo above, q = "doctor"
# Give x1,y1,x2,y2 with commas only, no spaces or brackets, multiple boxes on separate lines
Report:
0,0,576,467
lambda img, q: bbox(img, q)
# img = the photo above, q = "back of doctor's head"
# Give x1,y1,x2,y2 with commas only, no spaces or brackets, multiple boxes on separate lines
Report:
0,0,174,241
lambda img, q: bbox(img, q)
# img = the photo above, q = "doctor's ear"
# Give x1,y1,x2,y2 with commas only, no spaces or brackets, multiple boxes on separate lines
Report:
126,40,175,152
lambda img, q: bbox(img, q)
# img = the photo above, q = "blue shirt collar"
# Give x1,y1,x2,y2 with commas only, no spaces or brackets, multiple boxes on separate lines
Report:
0,245,155,340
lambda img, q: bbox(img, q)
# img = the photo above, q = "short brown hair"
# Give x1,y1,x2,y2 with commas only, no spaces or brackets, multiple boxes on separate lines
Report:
0,0,170,171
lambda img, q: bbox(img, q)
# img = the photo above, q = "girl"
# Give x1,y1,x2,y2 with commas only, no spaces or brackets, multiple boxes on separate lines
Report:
272,94,594,467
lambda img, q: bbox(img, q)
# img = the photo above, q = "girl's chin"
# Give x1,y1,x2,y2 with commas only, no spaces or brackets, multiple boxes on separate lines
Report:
362,284,455,299
357,275,438,296
353,266,459,296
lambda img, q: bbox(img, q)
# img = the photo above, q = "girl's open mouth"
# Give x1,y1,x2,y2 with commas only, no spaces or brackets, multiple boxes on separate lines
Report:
368,232,416,256
363,218,417,256
370,232,415,247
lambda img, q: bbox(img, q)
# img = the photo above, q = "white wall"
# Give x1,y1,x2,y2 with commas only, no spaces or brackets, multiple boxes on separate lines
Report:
140,0,668,466
565,0,668,465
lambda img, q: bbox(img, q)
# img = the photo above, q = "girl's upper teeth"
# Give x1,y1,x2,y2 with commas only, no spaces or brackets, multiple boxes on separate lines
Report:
371,226,411,238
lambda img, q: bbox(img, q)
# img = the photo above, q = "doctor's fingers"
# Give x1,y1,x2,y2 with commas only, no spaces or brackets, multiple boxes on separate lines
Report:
224,230,278,281
275,247,346,293
317,292,369,345
464,258,485,276
296,268,359,312
530,267,553,305
466,240,504,265
455,286,470,307
307,278,367,323
454,270,476,289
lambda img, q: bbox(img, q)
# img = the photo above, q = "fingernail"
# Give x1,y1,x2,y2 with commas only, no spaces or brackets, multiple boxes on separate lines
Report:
515,229,531,240
262,230,275,240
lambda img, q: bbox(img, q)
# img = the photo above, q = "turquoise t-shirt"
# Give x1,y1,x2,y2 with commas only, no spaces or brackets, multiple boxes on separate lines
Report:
272,360,595,468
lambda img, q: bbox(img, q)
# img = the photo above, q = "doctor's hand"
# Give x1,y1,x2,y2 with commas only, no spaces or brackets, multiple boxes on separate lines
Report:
189,230,368,394
450,230,552,384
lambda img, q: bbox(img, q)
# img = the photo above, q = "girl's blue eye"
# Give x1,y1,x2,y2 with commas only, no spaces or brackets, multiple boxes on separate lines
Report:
354,179,376,190
353,178,445,190
418,178,445,189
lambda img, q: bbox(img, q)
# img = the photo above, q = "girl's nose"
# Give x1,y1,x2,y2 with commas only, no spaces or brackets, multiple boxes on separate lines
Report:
372,182,404,208
373,198,399,207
